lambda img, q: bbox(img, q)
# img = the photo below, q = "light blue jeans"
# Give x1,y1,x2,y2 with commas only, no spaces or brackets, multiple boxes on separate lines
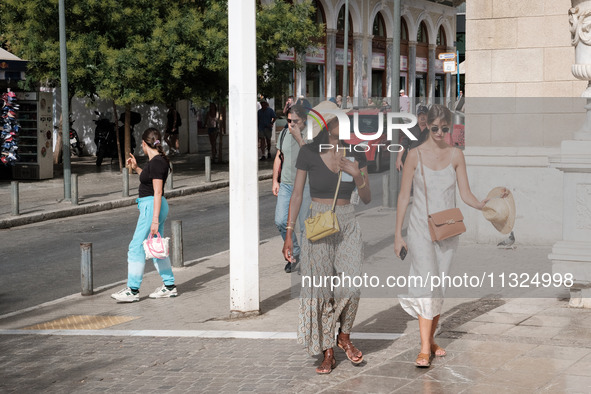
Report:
127,196,175,290
275,183,311,259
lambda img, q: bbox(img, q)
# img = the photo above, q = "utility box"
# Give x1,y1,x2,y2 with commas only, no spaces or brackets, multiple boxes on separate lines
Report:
13,91,53,179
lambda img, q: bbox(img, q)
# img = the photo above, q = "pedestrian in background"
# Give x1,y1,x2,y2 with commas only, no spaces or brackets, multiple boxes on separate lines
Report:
394,105,489,367
272,104,310,273
283,101,371,374
164,103,182,154
206,103,219,162
111,128,178,302
257,100,276,160
396,105,429,171
400,89,410,113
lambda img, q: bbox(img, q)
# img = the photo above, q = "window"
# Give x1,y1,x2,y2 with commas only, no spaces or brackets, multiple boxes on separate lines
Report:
417,22,428,43
436,26,446,47
373,13,386,37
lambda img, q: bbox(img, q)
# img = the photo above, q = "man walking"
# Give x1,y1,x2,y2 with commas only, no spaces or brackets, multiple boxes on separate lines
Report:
257,100,276,160
272,104,310,273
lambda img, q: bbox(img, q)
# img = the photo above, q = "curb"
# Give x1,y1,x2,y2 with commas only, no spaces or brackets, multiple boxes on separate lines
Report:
0,172,273,229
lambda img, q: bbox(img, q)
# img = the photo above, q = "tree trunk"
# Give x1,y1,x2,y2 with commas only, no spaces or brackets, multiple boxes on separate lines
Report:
112,101,122,172
124,104,131,166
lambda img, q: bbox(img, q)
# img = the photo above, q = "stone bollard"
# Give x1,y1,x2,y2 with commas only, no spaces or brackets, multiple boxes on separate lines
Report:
71,174,78,205
205,156,211,182
171,220,184,268
80,243,93,296
122,167,129,197
11,181,19,216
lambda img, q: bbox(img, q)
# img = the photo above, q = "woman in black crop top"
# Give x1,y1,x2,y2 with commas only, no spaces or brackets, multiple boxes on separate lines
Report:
282,101,371,374
110,128,178,303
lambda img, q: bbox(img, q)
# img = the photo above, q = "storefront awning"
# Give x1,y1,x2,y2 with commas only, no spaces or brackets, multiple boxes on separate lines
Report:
0,48,27,80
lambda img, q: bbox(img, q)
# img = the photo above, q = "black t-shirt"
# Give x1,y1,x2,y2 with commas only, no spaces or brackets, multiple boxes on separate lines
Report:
139,155,169,197
295,145,367,199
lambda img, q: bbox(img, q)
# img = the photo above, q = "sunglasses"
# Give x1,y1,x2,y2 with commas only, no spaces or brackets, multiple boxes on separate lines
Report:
430,126,450,133
286,118,300,124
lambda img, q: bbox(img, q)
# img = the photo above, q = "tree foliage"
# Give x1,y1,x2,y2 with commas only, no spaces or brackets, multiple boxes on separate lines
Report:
0,0,323,104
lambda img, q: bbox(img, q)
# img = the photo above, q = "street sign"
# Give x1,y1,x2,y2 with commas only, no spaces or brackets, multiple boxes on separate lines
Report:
443,60,456,73
438,52,456,60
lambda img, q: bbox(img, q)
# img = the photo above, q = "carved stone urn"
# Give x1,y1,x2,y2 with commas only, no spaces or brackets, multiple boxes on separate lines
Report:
569,0,591,139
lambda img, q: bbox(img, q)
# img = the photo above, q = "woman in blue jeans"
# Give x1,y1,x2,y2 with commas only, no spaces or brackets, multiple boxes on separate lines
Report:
111,128,178,302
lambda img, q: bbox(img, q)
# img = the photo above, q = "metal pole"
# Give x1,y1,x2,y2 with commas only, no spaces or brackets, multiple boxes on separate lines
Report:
387,0,402,208
59,0,71,200
341,0,350,108
11,181,19,216
71,174,78,205
122,167,129,197
382,174,389,208
166,163,173,190
171,220,184,268
457,49,461,98
80,242,93,296
205,156,211,182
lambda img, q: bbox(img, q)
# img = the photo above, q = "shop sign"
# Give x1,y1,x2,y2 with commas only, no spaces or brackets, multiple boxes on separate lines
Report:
435,59,444,73
400,56,408,71
306,46,325,64
336,48,352,66
277,48,295,62
443,60,457,73
416,57,428,73
372,53,385,70
438,52,456,60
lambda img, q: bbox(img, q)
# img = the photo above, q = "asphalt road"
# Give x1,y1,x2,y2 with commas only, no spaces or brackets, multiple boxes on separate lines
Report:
0,174,387,316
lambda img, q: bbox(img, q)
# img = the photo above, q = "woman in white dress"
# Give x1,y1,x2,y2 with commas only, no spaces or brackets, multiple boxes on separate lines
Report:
394,104,491,367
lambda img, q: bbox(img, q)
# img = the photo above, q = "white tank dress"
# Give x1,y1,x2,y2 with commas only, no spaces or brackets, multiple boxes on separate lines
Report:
398,149,459,320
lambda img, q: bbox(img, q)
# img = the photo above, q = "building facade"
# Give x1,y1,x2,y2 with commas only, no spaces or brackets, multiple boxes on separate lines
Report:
267,0,459,107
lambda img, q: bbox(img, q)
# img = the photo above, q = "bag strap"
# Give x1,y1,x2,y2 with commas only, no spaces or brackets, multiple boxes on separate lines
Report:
330,150,346,212
279,127,288,152
417,149,430,216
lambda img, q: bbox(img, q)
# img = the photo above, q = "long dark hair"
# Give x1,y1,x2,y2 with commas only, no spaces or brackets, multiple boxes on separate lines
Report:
142,128,171,170
307,116,342,152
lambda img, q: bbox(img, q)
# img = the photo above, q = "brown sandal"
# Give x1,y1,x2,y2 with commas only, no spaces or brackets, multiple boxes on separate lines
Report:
337,331,363,364
316,349,336,374
430,343,446,357
415,353,431,368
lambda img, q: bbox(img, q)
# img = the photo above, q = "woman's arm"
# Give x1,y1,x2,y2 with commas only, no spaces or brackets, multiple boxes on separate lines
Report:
454,149,487,210
151,179,164,235
354,166,371,204
282,169,307,262
394,149,417,256
272,150,282,196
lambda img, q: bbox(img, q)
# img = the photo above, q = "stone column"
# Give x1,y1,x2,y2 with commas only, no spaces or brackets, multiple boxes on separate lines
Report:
549,1,591,307
367,35,373,100
386,38,394,98
326,29,337,99
428,44,436,105
296,52,306,98
353,33,364,103
408,41,417,101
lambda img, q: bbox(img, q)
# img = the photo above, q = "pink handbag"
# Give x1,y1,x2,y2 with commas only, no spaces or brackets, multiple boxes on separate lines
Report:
142,233,170,259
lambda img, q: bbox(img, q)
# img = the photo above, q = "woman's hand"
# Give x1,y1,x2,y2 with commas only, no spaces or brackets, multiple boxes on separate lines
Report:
150,221,159,236
339,156,361,179
127,153,138,172
282,237,294,263
394,236,408,259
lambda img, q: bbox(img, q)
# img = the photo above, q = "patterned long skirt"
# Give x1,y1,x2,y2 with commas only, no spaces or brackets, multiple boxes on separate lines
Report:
297,201,363,356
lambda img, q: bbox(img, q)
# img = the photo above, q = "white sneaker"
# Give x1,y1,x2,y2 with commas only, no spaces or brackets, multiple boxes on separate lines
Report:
149,285,178,299
111,287,139,302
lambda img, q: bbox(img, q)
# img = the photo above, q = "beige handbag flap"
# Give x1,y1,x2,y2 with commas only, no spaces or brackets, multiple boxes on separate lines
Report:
429,208,464,226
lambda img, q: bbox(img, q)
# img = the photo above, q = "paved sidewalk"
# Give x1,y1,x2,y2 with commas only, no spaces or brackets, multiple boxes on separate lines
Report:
1,201,591,392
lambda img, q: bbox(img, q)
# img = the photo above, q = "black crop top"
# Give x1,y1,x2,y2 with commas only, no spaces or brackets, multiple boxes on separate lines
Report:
138,155,169,197
295,145,367,199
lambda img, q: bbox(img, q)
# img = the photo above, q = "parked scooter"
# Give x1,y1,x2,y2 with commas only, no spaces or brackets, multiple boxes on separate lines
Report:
94,111,140,166
69,118,83,157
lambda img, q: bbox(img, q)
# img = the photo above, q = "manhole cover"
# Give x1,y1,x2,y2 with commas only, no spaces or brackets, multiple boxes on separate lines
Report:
21,315,138,330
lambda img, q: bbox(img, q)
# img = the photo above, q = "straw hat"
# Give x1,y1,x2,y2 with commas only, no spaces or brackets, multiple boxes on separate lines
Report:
308,100,346,139
482,187,516,234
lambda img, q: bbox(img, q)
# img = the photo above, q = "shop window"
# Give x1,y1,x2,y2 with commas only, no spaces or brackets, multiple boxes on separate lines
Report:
436,26,446,47
417,22,428,43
